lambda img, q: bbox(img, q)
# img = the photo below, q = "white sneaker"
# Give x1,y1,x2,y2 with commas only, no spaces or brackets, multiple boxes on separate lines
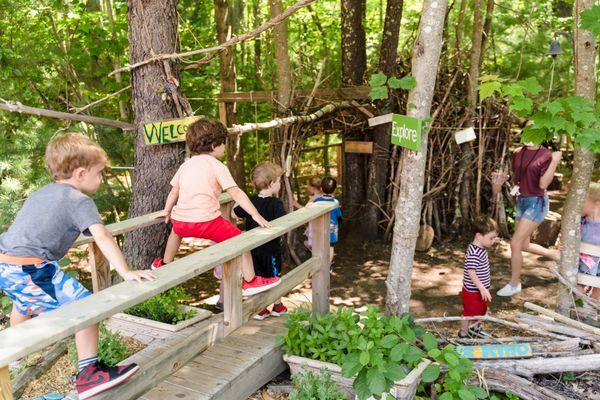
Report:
497,283,522,297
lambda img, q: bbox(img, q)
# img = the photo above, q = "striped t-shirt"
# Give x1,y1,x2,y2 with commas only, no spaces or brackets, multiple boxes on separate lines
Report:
463,243,491,292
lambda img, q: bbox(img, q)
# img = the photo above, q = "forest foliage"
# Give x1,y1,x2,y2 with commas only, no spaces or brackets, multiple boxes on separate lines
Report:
0,0,598,230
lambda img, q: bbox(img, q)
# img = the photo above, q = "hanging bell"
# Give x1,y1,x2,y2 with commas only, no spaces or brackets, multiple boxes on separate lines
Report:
547,40,563,57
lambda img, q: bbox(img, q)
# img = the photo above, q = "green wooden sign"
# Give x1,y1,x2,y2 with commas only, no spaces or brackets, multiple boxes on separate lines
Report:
143,116,203,145
456,343,533,359
391,114,423,151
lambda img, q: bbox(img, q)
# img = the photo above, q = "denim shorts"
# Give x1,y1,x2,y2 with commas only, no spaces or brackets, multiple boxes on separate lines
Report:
0,260,90,316
515,195,549,224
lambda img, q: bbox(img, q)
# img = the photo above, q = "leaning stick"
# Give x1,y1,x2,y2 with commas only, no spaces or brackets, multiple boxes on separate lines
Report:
524,301,600,337
110,0,315,76
548,267,600,311
0,99,133,130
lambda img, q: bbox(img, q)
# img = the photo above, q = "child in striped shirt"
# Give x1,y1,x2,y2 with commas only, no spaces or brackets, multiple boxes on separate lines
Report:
459,216,498,338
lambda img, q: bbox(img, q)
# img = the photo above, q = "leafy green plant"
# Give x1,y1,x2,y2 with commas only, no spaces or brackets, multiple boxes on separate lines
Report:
580,5,600,39
477,76,600,153
125,287,196,324
278,306,487,400
69,324,129,368
368,72,417,101
289,367,346,400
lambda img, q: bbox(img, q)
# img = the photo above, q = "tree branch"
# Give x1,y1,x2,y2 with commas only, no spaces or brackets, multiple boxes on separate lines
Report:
71,85,132,114
227,101,352,135
109,0,315,76
0,99,134,131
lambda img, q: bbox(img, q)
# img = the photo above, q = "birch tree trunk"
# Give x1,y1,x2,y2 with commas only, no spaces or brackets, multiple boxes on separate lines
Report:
386,0,448,316
215,0,246,190
123,0,185,267
556,0,597,315
365,0,403,238
341,0,367,239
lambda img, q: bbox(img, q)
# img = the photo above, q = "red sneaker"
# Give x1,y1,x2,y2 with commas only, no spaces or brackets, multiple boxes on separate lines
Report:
270,303,288,317
150,258,164,270
253,308,271,320
242,276,281,296
76,361,139,399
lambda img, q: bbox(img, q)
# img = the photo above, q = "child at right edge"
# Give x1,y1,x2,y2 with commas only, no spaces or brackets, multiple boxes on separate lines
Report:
459,216,498,338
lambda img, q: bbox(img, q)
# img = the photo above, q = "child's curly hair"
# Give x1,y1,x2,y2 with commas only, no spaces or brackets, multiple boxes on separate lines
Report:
186,119,228,154
587,182,600,202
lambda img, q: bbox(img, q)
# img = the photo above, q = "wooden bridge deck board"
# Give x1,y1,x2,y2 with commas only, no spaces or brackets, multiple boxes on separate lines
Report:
141,318,287,400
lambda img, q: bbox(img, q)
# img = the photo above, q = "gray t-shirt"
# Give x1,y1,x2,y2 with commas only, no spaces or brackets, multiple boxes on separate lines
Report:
0,183,102,261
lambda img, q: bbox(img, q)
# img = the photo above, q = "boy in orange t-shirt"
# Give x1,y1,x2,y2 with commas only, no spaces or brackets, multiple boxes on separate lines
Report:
152,120,280,296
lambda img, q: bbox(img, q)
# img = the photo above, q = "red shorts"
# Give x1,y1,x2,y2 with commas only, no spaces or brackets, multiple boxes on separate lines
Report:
461,288,488,317
171,217,241,243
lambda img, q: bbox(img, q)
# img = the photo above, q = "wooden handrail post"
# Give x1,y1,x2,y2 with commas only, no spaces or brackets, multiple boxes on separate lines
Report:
89,242,111,293
0,366,13,400
223,255,243,336
311,213,331,315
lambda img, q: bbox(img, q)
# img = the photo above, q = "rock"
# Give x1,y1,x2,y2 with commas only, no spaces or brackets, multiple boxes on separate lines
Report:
531,211,561,248
416,224,434,252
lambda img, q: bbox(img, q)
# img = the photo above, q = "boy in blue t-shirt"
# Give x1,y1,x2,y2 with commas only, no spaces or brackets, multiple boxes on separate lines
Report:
313,177,342,264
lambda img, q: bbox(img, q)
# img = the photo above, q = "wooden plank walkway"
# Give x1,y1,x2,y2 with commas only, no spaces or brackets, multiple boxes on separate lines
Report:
140,318,287,400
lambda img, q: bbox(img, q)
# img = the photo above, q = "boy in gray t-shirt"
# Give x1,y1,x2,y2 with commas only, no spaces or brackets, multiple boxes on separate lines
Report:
0,134,155,399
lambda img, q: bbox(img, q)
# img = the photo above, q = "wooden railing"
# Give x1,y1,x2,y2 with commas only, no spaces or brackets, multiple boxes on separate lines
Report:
0,199,334,400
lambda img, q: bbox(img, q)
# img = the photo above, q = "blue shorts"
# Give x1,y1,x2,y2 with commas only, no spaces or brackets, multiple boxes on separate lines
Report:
515,195,549,224
0,260,90,316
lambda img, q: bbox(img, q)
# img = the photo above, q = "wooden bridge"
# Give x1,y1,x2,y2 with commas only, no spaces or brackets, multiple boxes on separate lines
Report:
0,193,335,400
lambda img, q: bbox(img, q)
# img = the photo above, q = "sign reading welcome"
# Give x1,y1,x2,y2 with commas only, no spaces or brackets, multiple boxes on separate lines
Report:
456,343,533,359
391,114,423,151
143,116,203,145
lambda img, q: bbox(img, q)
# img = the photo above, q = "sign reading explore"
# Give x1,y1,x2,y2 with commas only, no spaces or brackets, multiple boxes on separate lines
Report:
391,114,423,151
143,116,203,145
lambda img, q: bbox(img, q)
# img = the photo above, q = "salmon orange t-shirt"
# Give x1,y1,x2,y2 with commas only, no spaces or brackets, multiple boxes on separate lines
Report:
170,155,237,223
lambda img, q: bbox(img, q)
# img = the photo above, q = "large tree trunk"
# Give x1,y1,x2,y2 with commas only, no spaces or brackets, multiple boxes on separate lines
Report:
364,0,403,238
123,0,186,267
215,0,246,190
386,0,447,316
341,0,367,240
556,0,597,315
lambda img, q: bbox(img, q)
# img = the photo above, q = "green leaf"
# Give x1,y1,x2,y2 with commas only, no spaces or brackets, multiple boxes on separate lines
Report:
400,325,416,343
380,334,398,349
469,386,489,399
341,353,362,377
518,77,543,95
477,81,501,101
479,74,499,83
509,96,533,115
421,364,440,383
390,343,408,362
444,352,459,366
367,369,387,395
58,257,71,267
422,332,438,351
439,393,454,400
540,100,564,116
581,5,600,38
458,388,477,400
360,351,370,366
353,369,371,400
428,348,441,358
369,72,388,87
387,76,403,89
405,345,423,363
383,362,407,381
521,126,549,145
501,83,524,98
397,75,417,90
577,128,600,151
369,86,388,100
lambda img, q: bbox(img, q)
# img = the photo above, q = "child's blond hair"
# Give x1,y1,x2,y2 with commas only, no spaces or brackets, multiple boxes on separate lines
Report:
45,133,107,180
251,162,283,190
588,182,600,202
308,177,322,190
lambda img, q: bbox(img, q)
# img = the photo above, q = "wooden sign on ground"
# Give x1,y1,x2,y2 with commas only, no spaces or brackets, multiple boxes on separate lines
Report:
457,343,533,359
143,116,203,145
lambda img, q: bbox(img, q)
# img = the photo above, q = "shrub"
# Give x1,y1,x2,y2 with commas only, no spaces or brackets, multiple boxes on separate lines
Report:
289,367,346,400
69,324,129,367
125,287,196,324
